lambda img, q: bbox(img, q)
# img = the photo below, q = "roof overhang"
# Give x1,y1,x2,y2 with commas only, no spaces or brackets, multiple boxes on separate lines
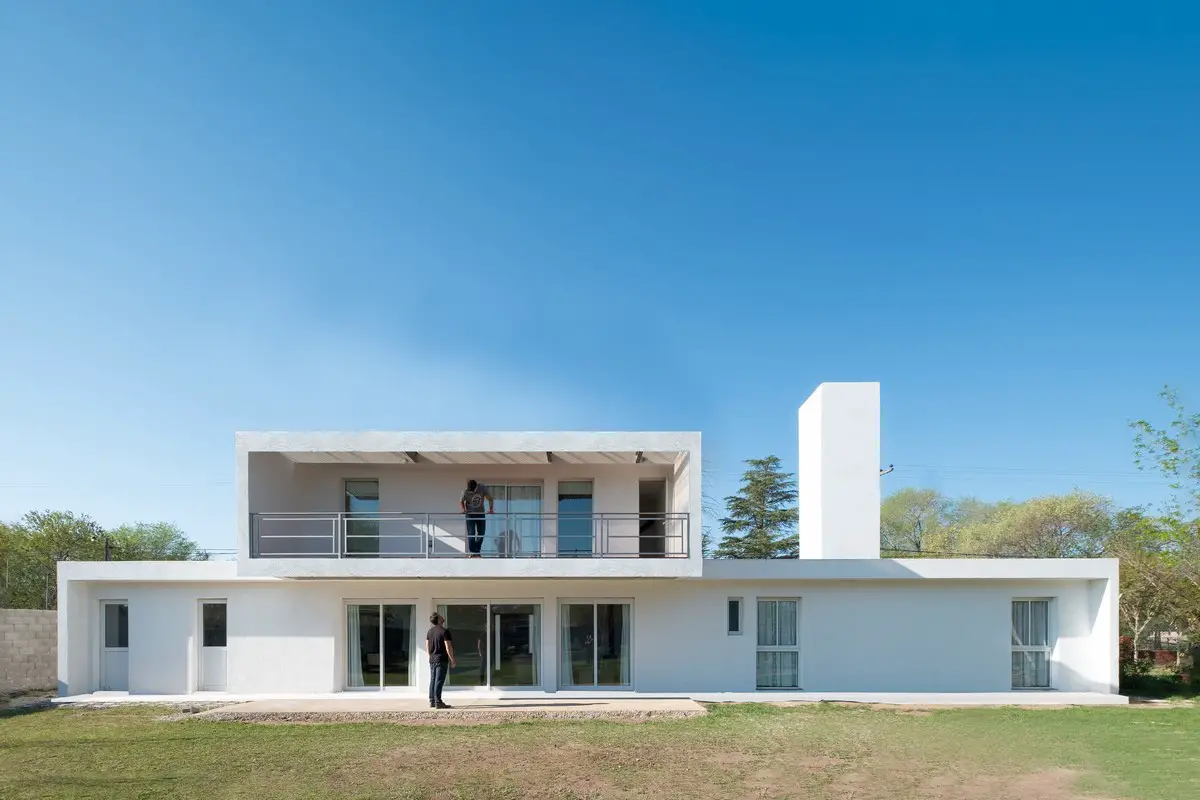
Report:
236,432,699,467
279,450,677,466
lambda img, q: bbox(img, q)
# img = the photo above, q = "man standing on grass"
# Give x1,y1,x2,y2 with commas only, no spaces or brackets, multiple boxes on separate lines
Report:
426,612,456,709
460,479,494,557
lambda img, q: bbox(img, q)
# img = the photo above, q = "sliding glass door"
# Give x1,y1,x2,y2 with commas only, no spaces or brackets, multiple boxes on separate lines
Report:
557,482,594,556
344,480,381,556
437,603,541,687
347,603,415,689
481,484,543,557
560,602,631,688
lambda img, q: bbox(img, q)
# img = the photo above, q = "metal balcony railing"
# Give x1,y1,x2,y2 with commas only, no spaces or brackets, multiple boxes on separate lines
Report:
249,511,690,559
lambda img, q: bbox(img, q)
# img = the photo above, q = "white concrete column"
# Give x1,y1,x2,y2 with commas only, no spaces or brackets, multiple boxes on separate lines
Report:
541,595,558,692
797,382,881,559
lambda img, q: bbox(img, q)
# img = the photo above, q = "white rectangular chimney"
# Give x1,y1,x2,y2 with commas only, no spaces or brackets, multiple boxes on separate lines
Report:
797,382,881,559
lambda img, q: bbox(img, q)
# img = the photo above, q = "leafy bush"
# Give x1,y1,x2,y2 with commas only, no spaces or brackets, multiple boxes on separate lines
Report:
1122,658,1154,679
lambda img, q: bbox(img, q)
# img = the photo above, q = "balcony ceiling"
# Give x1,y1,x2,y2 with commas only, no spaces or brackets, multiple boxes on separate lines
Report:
281,450,679,466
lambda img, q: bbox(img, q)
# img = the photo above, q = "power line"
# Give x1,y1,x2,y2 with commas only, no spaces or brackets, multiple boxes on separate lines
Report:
892,464,1165,478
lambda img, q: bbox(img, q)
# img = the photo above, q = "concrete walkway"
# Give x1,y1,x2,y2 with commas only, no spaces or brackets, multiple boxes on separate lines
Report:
192,696,707,723
54,690,1128,707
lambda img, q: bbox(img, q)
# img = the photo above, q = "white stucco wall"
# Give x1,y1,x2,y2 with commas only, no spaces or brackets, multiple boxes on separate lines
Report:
274,461,671,555
798,383,881,559
236,431,701,563
240,448,702,576
58,565,1118,696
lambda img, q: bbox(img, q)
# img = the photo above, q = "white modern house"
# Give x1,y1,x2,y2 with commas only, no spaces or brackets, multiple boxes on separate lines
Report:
56,383,1122,701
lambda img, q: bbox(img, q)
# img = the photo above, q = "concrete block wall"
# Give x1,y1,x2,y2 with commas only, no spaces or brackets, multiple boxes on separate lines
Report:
1,609,58,693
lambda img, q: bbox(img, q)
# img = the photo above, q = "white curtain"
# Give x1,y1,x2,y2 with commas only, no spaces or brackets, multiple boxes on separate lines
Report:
347,605,364,687
756,600,799,688
507,485,542,556
1011,600,1050,688
560,604,574,686
528,608,540,684
618,603,631,686
757,600,797,647
756,652,800,688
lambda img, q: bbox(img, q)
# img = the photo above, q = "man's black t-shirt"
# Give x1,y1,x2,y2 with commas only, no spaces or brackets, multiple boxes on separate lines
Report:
426,625,452,665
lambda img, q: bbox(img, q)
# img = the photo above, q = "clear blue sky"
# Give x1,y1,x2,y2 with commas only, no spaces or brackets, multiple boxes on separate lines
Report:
1,2,1197,552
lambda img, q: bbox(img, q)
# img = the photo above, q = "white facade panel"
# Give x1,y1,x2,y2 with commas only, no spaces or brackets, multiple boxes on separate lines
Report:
238,431,702,576
58,575,1118,696
54,385,1120,699
798,383,881,559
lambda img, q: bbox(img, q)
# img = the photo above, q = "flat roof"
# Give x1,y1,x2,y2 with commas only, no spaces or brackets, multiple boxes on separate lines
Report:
59,557,1118,583
235,431,700,466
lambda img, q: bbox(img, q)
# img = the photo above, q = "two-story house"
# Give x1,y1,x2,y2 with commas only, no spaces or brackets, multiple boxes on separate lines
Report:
56,383,1121,700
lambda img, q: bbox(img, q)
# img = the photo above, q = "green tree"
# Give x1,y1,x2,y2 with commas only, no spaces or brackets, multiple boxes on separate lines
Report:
1108,510,1180,659
714,456,798,559
971,492,1113,558
1130,388,1200,637
1132,386,1200,514
107,522,210,561
2,511,106,609
880,488,950,555
1,512,208,610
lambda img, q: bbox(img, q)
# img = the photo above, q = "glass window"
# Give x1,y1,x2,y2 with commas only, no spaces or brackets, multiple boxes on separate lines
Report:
104,602,128,649
345,480,380,556
557,481,594,557
756,599,799,688
202,603,227,648
480,484,543,558
344,480,380,512
382,605,414,687
437,603,541,687
1012,599,1052,689
347,603,414,689
560,602,631,688
728,598,742,635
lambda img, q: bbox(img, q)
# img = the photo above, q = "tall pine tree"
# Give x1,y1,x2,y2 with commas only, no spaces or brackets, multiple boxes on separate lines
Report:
714,456,799,558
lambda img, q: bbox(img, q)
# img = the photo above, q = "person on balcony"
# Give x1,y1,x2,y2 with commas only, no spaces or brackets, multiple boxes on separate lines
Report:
460,479,494,558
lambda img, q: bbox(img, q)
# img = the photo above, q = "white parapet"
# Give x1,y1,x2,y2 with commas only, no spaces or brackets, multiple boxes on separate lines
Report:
798,382,881,559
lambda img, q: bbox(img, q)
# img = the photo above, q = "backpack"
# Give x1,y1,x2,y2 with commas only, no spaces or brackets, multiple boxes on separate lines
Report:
465,487,486,513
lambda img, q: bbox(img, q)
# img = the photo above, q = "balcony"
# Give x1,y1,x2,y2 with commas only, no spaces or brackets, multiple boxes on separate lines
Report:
251,511,690,559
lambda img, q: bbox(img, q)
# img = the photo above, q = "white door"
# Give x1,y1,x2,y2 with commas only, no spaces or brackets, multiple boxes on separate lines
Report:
199,601,228,691
99,601,129,691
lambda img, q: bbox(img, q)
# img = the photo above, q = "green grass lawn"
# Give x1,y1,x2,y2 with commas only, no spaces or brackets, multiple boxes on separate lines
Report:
2,703,1199,799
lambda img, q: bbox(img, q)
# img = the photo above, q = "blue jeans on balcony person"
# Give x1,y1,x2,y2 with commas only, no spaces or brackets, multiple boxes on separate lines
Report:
466,516,486,556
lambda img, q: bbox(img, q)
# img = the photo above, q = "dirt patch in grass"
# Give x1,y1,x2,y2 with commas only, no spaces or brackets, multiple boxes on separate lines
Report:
328,723,1103,800
195,707,704,725
918,768,1108,800
0,689,55,711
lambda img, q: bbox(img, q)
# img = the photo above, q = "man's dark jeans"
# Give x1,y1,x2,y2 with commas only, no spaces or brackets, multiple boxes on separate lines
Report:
429,661,448,706
466,515,486,555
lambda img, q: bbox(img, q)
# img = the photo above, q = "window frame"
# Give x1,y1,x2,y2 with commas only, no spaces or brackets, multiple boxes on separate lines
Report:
101,600,129,650
556,479,595,557
755,597,800,689
343,598,419,691
433,597,547,690
1011,598,1053,690
727,597,743,635
343,478,380,513
558,597,635,690
200,599,228,649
